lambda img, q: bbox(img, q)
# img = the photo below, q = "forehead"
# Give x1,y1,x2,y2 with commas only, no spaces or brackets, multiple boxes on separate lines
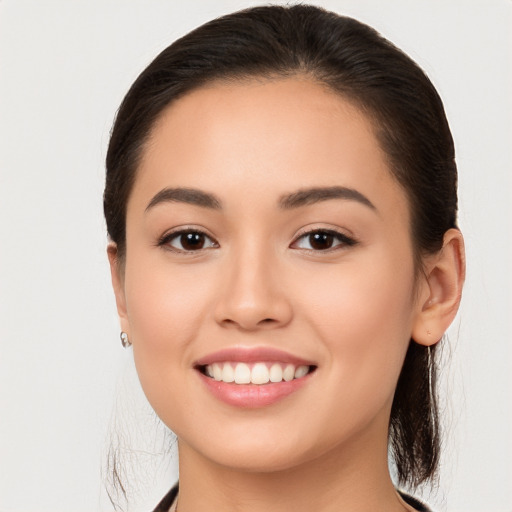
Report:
132,77,406,216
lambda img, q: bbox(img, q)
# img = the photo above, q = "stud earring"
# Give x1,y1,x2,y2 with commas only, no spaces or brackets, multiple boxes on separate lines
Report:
120,331,131,348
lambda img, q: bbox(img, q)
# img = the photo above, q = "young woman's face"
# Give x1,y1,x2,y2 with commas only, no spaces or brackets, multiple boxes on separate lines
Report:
114,78,428,472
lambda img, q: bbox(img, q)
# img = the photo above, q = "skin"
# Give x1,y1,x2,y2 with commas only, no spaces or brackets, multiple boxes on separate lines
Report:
109,78,465,512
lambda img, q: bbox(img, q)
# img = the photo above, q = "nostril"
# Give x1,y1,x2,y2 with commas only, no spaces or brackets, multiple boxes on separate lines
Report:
253,318,280,328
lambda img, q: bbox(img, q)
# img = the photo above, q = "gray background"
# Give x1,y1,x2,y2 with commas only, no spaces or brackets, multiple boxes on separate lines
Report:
0,1,511,511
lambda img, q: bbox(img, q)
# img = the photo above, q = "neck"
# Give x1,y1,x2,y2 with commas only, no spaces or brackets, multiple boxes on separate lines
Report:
175,414,413,512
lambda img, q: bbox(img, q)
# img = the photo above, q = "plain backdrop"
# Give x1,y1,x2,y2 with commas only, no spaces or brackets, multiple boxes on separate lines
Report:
0,1,511,511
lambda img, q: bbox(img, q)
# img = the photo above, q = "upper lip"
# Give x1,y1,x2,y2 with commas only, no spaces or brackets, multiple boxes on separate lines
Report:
194,346,316,367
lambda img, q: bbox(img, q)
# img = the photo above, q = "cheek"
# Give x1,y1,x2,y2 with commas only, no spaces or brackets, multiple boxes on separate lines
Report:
123,258,214,394
296,250,416,394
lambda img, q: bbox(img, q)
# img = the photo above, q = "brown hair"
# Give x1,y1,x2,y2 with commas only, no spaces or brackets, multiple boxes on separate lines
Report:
105,4,457,489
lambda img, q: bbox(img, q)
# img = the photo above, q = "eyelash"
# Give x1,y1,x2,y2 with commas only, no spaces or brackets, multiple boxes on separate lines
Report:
157,228,357,254
157,228,219,253
291,228,357,252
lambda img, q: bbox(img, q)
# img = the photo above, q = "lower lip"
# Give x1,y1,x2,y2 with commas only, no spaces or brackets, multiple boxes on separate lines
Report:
198,371,311,408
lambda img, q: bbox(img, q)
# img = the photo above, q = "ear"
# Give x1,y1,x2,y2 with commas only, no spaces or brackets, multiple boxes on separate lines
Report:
412,228,466,346
107,243,130,334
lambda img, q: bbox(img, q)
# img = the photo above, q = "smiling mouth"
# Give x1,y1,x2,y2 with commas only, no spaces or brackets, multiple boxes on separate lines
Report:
197,362,317,385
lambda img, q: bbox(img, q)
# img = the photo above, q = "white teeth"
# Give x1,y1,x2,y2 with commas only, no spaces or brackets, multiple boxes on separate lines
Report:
204,362,311,384
251,363,270,385
294,365,309,378
269,363,283,383
234,362,251,384
283,364,295,382
221,363,235,383
213,363,222,381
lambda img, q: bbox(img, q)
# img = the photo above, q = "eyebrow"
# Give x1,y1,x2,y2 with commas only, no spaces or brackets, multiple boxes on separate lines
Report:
279,186,376,211
145,185,376,213
145,187,222,212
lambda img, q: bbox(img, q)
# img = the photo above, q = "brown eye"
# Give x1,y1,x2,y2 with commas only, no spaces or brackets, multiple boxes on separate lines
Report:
162,230,218,252
308,232,335,250
179,233,206,250
292,230,356,251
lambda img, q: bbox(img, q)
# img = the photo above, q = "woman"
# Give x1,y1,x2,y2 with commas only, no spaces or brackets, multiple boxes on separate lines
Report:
104,5,465,512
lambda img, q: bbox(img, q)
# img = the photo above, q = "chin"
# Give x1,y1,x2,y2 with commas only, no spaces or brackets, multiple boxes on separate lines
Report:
178,421,341,475
206,445,312,474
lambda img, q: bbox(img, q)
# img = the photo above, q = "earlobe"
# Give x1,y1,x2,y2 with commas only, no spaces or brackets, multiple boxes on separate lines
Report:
412,229,465,346
107,243,130,333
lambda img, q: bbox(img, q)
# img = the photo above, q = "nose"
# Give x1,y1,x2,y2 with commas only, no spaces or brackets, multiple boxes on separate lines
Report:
213,247,293,331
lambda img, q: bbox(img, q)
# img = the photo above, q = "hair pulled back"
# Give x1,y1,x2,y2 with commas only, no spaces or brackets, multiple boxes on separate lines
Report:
104,4,458,489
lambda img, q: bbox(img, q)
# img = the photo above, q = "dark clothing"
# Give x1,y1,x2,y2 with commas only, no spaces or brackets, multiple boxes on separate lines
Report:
152,483,434,512
153,483,178,512
399,491,433,512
